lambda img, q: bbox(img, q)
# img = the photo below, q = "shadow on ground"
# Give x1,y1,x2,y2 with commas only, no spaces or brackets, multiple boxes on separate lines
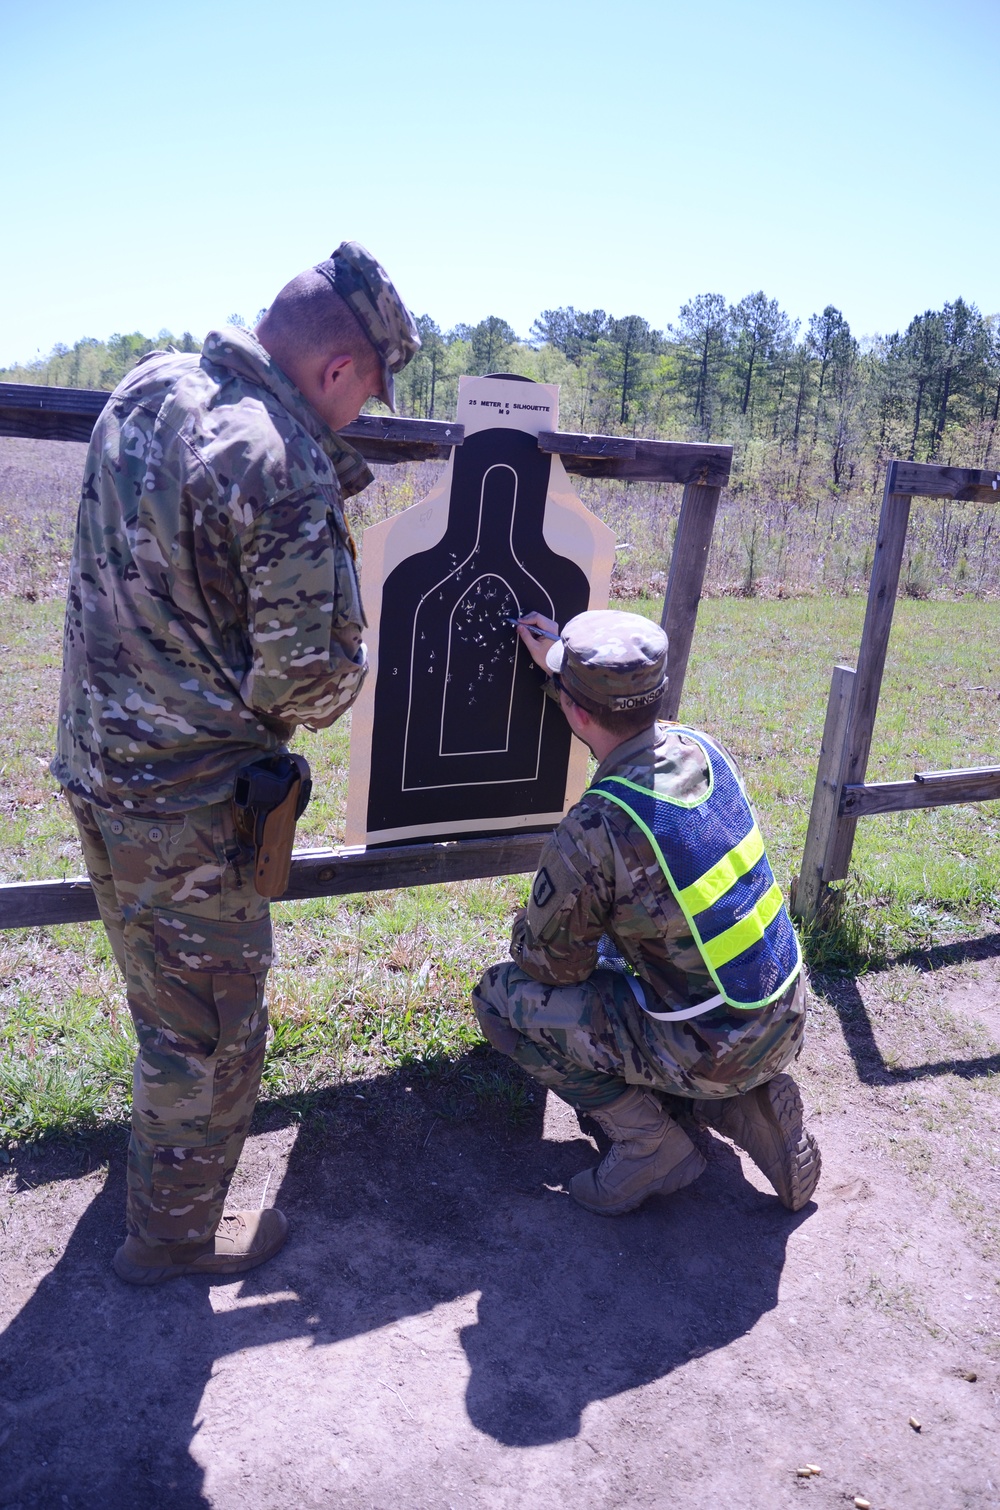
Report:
813,931,1000,1086
0,1056,809,1508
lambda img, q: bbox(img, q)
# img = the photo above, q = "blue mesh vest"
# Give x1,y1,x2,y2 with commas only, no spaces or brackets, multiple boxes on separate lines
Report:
589,728,801,1012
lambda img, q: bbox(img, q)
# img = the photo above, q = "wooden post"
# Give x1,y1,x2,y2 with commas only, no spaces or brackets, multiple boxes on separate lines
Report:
822,468,912,882
792,664,856,922
659,482,723,720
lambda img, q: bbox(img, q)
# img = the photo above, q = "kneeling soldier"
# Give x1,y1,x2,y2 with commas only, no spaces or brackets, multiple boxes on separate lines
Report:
473,609,820,1216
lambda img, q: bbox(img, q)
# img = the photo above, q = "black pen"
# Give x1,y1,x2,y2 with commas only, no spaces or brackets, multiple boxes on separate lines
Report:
507,617,559,641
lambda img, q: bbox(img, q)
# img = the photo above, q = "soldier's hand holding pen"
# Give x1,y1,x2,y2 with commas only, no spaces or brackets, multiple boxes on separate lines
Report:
513,611,560,670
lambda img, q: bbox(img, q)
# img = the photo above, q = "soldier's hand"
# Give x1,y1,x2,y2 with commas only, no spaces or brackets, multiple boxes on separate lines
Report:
516,612,560,670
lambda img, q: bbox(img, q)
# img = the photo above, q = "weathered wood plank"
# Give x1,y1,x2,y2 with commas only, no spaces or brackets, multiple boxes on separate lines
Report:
0,877,103,928
658,483,723,719
0,833,548,931
337,414,464,462
0,382,107,443
540,433,732,487
0,382,734,483
792,664,856,921
0,383,468,461
537,431,637,461
840,767,1000,817
888,458,1000,503
340,414,464,447
0,383,469,441
282,832,546,899
823,485,912,882
0,381,109,416
0,409,97,444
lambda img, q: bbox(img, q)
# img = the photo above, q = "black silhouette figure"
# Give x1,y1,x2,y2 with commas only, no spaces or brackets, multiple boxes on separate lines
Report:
368,422,590,839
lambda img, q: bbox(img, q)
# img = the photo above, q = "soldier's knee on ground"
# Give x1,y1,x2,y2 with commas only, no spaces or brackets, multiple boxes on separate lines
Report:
477,960,540,1057
473,1000,523,1057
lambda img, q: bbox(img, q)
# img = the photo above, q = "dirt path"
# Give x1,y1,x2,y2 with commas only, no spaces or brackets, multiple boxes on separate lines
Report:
1,948,998,1509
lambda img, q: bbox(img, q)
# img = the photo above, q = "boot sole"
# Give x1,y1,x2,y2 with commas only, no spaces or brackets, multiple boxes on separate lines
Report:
727,1075,821,1212
569,1148,707,1216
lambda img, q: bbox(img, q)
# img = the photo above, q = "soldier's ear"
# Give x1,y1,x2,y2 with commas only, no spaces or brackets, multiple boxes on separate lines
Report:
319,352,354,393
559,690,592,738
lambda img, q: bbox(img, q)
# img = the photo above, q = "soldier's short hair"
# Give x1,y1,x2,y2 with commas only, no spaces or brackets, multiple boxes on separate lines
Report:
555,677,664,737
257,271,380,379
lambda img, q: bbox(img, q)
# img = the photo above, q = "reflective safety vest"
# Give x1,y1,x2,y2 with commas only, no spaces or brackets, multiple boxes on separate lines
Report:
589,727,801,1016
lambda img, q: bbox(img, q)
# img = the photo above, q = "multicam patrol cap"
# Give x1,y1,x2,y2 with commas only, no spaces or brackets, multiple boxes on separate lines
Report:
546,610,669,711
314,241,420,412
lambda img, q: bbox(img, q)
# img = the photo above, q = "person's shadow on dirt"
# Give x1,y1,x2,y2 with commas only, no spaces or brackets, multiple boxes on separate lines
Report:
251,1061,807,1452
456,1131,803,1447
0,1158,216,1508
0,1057,809,1506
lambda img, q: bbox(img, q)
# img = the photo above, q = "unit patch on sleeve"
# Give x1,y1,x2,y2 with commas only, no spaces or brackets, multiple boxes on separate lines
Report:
525,843,587,935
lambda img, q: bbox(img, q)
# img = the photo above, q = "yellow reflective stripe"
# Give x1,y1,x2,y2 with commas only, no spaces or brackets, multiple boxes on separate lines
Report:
700,881,784,970
594,770,712,811
677,824,764,915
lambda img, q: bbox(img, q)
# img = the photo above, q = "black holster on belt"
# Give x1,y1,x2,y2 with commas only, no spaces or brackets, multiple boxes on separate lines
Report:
233,753,312,898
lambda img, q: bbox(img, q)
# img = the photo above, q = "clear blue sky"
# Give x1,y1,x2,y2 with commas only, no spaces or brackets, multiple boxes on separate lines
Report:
1,0,997,366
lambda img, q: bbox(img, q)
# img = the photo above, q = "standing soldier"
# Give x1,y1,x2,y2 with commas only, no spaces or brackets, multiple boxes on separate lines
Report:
52,244,419,1283
474,609,820,1215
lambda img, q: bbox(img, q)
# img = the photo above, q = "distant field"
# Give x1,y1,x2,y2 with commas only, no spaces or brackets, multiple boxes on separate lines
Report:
0,437,998,1147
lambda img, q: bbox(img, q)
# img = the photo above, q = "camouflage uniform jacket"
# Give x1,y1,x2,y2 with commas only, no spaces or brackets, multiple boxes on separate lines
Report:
52,327,374,812
511,722,758,1008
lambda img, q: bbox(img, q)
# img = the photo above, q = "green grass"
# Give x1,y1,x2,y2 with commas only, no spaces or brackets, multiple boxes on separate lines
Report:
1,591,998,1146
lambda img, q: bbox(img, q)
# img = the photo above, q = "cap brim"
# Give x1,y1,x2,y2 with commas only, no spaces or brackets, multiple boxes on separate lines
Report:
545,640,565,675
381,363,396,414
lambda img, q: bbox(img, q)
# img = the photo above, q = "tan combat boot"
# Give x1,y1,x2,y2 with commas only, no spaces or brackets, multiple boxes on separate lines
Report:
113,1208,289,1286
569,1086,707,1216
698,1073,820,1211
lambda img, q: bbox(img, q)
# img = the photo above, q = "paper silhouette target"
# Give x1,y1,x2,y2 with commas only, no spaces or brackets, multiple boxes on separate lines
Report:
346,375,615,846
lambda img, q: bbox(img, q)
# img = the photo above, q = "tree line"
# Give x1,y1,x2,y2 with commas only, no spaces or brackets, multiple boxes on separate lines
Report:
397,297,1000,497
1,329,204,393
4,293,998,518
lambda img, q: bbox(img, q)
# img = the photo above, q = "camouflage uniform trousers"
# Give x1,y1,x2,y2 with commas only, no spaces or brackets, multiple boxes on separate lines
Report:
68,793,271,1250
472,963,807,1113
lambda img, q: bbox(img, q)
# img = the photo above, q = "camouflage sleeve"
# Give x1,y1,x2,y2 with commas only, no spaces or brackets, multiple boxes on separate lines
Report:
239,491,368,729
510,811,614,986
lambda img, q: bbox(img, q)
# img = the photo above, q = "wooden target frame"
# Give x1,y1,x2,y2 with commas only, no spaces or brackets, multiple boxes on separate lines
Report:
0,380,731,928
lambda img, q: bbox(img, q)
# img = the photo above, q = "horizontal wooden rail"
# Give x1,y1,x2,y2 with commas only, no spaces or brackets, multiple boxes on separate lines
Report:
0,383,733,484
539,431,636,461
0,380,106,417
540,432,732,487
0,832,548,930
0,381,466,463
887,458,1000,504
341,412,463,462
0,381,106,443
839,766,1000,818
